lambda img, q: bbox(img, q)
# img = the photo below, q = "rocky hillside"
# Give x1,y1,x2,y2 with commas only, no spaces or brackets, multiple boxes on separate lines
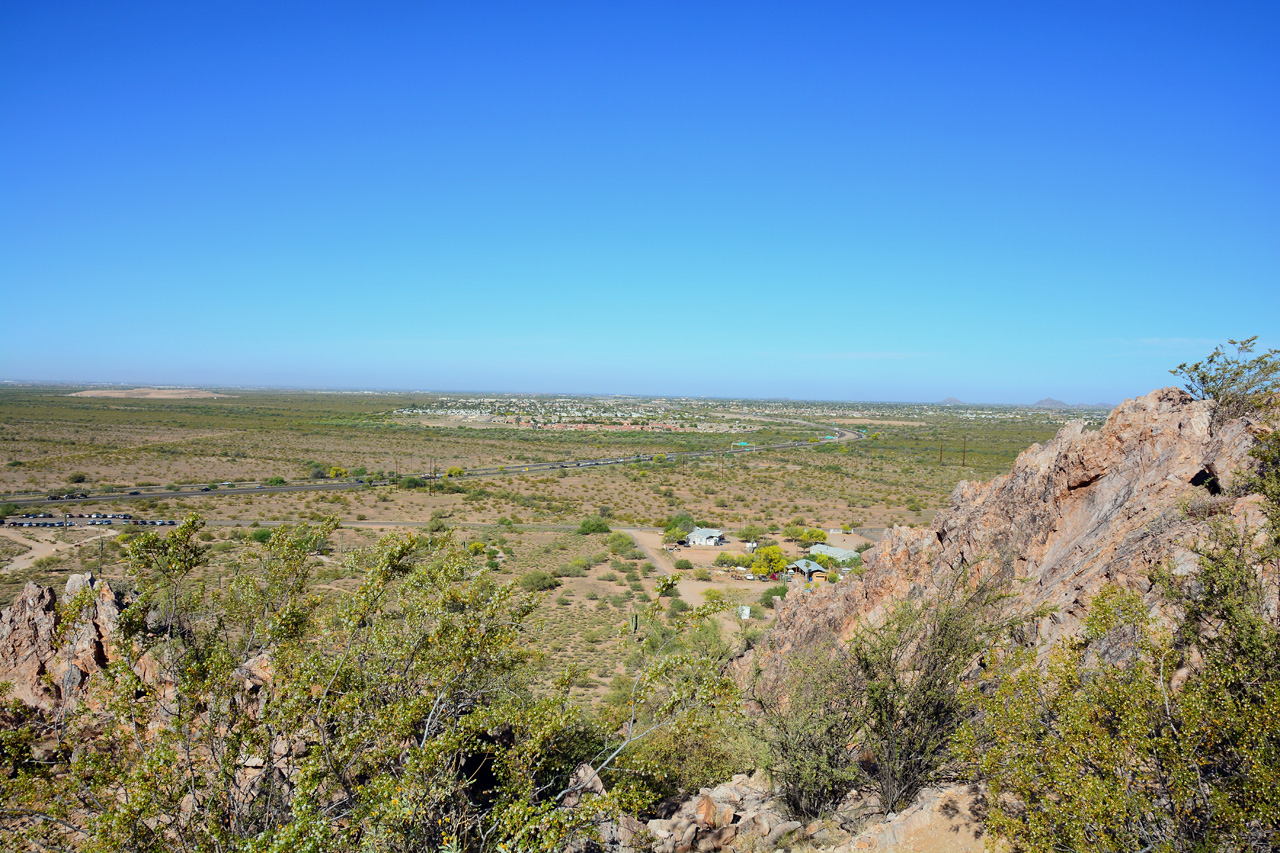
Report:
750,387,1264,680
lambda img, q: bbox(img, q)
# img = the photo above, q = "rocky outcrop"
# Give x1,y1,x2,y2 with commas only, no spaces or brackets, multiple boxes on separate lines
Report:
752,388,1264,677
0,573,123,712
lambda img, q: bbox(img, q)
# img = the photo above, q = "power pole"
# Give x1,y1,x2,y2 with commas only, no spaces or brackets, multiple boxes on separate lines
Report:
962,437,967,468
938,443,943,465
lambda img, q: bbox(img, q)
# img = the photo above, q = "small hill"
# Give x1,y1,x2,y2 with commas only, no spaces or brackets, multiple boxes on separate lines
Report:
1033,397,1068,408
940,397,964,405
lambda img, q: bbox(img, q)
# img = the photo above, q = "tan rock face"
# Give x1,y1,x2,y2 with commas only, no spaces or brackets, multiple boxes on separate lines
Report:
750,388,1263,679
0,574,125,712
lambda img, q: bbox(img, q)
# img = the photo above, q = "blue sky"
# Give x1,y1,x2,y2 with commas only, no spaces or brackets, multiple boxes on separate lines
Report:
2,2,1276,403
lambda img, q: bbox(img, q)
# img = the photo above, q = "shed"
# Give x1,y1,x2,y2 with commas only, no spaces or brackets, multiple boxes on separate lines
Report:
810,543,859,563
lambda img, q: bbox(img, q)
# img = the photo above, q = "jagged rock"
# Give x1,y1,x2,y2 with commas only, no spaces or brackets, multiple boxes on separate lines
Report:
693,794,717,827
746,388,1263,685
0,575,125,712
0,583,60,710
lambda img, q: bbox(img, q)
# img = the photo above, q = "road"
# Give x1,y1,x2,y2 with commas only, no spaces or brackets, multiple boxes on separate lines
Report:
2,428,861,508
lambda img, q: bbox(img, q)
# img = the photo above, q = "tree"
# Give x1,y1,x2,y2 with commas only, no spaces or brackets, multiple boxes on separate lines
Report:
662,513,697,544
1172,336,1280,433
798,528,828,548
446,466,465,478
751,545,788,575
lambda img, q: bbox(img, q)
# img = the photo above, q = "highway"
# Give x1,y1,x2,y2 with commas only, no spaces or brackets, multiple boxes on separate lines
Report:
1,427,860,508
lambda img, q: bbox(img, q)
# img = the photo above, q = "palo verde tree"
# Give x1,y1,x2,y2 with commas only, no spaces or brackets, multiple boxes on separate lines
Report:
1172,335,1280,433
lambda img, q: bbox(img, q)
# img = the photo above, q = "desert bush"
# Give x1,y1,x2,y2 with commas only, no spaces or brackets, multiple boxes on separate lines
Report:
759,584,788,608
692,568,711,581
961,511,1280,850
519,570,562,592
673,559,693,571
576,516,611,535
757,570,1021,816
606,532,634,553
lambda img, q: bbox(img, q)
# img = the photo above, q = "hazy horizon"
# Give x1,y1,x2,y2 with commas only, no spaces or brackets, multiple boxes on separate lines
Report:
0,377,1122,408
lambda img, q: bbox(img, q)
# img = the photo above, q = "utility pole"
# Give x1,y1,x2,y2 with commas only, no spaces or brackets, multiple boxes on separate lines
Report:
962,437,967,468
939,443,943,465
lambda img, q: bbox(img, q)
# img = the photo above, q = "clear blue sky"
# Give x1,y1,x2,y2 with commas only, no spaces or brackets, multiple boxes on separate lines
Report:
2,2,1276,403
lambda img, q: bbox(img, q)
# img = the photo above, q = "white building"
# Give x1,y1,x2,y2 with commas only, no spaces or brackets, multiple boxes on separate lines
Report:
687,527,724,546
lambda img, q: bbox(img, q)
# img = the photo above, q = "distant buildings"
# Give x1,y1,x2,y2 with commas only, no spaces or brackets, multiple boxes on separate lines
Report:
687,527,725,546
809,543,860,562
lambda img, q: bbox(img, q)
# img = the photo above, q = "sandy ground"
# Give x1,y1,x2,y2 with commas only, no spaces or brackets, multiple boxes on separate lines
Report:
0,526,117,573
69,388,229,399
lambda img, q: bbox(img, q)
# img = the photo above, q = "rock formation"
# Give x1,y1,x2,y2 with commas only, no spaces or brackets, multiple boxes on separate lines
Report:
750,387,1264,683
0,572,123,712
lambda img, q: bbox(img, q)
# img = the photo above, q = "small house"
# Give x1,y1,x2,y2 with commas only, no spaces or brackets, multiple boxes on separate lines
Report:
687,527,724,547
787,558,824,580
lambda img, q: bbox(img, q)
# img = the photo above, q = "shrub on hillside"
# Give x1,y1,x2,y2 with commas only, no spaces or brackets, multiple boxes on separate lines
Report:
576,516,611,535
519,570,562,592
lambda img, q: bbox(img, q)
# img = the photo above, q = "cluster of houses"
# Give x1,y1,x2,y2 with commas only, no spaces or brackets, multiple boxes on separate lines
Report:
679,527,864,583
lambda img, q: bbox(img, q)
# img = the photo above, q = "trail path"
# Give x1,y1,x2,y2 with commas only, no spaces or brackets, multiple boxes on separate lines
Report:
0,528,117,574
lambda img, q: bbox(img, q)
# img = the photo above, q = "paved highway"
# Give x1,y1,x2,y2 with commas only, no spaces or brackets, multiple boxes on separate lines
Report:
2,427,860,508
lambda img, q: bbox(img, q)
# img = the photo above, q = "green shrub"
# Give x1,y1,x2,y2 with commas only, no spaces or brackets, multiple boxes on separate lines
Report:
606,532,634,553
519,570,561,592
576,516,611,535
674,559,693,571
692,568,711,582
249,528,272,544
760,583,789,608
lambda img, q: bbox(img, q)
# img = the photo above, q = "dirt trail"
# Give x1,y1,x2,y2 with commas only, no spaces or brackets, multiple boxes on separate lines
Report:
0,528,117,574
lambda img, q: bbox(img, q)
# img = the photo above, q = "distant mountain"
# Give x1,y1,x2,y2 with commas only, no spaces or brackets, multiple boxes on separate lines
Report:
940,397,964,405
1035,398,1069,408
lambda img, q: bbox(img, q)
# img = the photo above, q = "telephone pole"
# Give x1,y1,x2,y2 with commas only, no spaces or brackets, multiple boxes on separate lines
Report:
962,437,967,468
